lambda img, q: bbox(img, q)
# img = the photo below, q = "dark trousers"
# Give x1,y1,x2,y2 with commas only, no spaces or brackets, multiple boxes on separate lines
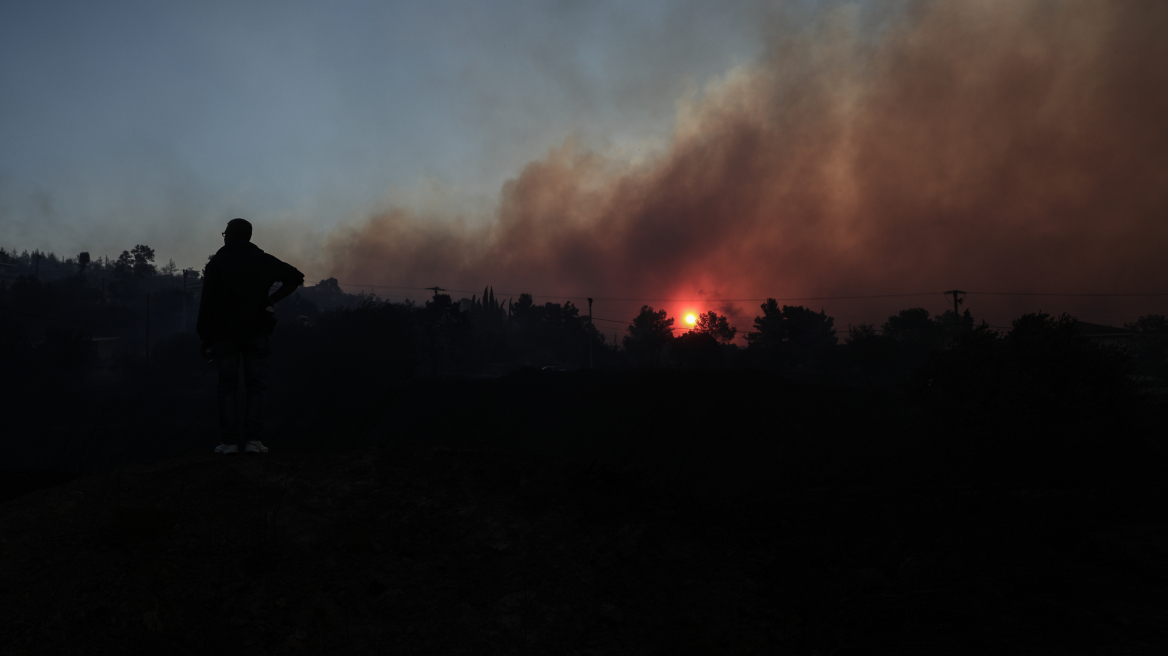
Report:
213,337,270,445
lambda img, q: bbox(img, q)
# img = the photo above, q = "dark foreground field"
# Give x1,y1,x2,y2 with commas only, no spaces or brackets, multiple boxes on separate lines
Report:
2,369,1166,654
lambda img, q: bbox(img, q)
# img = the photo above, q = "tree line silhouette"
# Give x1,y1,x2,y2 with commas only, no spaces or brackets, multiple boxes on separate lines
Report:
3,245,1168,392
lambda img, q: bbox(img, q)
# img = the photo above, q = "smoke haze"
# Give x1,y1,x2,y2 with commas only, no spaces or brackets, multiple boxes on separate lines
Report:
325,0,1168,329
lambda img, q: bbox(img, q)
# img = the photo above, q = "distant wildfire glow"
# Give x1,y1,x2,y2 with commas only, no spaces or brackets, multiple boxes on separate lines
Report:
325,0,1168,331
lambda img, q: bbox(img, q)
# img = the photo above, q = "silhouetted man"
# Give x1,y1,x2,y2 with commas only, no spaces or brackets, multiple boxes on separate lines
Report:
197,218,304,455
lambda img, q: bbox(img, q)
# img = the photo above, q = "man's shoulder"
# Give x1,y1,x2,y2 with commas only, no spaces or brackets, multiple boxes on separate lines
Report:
257,248,301,275
205,249,226,271
217,243,270,263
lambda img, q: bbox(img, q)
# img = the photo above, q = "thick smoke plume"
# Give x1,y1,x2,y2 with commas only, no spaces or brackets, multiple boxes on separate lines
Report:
325,0,1168,329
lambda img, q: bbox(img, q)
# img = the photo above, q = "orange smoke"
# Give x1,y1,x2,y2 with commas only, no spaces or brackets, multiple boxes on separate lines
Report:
325,0,1168,330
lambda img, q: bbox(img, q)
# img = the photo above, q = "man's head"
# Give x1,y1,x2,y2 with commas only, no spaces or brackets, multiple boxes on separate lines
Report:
223,218,252,244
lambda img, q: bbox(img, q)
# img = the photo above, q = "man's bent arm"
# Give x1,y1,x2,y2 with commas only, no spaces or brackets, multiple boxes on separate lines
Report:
267,280,302,306
267,262,306,307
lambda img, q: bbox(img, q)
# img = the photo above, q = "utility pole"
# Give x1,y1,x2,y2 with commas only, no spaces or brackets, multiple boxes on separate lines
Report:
944,290,966,335
425,286,445,300
587,297,594,370
33,252,39,280
182,270,188,332
944,290,965,316
145,293,151,367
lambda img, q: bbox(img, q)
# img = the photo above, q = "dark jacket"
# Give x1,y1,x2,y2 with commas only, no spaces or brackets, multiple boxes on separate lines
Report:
197,242,304,343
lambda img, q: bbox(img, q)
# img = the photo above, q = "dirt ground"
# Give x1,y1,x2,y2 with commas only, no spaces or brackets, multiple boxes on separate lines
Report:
1,445,1165,655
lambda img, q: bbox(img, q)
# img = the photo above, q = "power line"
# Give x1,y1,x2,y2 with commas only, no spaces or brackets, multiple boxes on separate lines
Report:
967,291,1168,297
14,268,1168,301
316,283,431,291
304,281,942,302
586,292,942,302
312,280,1168,302
361,287,943,302
10,268,1168,306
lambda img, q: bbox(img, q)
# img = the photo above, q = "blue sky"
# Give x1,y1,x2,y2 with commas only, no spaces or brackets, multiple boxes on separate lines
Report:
0,0,792,271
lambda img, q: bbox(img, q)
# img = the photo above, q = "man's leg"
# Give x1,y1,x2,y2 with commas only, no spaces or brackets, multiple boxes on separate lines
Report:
241,337,270,445
214,341,243,446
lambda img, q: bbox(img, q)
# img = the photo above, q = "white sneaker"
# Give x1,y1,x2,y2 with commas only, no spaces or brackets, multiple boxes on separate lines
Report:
214,443,239,455
244,440,269,455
